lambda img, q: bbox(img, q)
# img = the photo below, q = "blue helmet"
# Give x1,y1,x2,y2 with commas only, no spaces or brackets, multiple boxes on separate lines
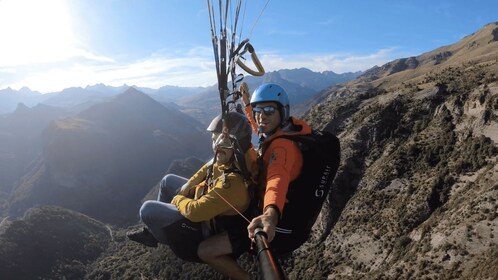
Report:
250,83,290,124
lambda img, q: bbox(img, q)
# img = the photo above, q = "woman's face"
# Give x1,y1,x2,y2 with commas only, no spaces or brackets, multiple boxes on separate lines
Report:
212,134,234,165
216,146,234,165
211,132,221,151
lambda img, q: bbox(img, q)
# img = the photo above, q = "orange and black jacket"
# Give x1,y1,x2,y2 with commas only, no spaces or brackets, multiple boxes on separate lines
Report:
244,106,312,217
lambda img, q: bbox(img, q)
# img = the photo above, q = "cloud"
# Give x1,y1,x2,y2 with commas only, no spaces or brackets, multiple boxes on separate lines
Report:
2,46,407,93
92,56,216,88
260,48,401,73
316,17,339,26
5,51,217,93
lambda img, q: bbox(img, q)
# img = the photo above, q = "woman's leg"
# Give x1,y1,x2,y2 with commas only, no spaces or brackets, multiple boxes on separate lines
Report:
157,174,188,202
198,232,250,280
128,174,188,246
140,200,183,243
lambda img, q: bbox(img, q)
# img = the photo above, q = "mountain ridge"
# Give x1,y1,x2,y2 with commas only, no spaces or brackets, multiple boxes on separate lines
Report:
7,88,211,225
0,68,360,117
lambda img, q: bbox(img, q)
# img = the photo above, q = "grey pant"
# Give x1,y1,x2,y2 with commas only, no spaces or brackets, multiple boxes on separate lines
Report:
140,174,186,243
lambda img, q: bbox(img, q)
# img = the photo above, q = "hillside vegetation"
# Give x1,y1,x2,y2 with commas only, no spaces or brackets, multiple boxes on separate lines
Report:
0,206,111,280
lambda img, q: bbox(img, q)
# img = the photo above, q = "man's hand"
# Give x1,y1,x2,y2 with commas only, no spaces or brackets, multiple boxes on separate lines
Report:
240,82,250,106
247,207,279,242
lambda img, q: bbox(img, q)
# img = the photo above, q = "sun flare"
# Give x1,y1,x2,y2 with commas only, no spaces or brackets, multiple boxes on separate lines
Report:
0,0,76,67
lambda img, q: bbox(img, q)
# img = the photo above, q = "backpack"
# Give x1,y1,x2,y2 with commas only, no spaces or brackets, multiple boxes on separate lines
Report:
260,130,340,255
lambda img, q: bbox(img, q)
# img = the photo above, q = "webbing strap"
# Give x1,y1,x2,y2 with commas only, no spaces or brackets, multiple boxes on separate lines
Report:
211,187,251,224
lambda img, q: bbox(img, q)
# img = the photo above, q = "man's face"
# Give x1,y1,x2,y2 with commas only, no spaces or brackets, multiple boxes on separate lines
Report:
254,102,281,134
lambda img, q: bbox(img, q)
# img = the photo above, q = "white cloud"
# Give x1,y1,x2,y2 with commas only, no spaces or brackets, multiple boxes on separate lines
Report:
2,47,405,93
6,53,217,93
260,48,401,73
316,17,340,26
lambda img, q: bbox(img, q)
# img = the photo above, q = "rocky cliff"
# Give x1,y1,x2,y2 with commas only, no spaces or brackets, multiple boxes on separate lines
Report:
286,22,498,280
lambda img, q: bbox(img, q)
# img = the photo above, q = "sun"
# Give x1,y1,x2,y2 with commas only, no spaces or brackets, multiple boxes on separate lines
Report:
0,0,76,67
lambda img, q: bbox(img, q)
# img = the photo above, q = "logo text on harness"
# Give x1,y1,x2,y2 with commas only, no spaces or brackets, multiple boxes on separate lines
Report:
181,222,199,231
315,164,332,198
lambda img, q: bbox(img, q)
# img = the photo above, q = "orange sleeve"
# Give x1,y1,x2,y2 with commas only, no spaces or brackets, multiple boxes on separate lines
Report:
244,105,259,134
263,139,303,215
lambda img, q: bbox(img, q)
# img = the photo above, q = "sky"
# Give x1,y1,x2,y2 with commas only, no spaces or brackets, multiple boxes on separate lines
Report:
0,0,497,93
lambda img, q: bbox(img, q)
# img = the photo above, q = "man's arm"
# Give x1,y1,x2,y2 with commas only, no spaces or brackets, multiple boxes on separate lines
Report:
248,139,303,240
247,206,279,242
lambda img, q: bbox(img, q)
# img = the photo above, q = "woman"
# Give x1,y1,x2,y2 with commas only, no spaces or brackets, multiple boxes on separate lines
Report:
127,112,255,280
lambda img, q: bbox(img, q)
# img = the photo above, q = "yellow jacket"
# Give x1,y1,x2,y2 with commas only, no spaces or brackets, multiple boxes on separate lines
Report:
171,162,250,222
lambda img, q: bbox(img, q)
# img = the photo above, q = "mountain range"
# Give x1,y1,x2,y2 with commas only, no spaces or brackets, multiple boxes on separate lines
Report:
0,68,358,221
6,88,212,225
0,68,360,118
0,103,70,214
0,22,497,280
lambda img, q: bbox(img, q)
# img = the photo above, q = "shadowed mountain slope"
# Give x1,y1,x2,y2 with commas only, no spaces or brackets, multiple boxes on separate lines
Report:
0,103,70,215
7,88,211,225
0,87,47,114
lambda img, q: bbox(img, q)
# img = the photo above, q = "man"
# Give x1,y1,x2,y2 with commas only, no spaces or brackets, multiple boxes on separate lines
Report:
242,82,312,255
201,83,338,278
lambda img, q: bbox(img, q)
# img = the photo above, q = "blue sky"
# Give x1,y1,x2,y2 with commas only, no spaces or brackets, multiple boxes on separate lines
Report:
0,0,497,93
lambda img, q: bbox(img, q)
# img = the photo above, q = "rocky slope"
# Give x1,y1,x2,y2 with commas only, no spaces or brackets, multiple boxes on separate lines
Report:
286,22,498,280
0,103,70,216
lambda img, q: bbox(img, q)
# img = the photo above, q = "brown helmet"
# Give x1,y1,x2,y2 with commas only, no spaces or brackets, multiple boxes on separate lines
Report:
207,112,252,152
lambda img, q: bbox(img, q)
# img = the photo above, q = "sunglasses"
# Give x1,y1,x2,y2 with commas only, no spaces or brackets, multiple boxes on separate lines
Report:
217,144,234,150
253,106,277,116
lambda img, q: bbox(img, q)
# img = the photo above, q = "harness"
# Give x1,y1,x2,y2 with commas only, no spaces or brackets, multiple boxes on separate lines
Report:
203,162,252,235
255,130,341,255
